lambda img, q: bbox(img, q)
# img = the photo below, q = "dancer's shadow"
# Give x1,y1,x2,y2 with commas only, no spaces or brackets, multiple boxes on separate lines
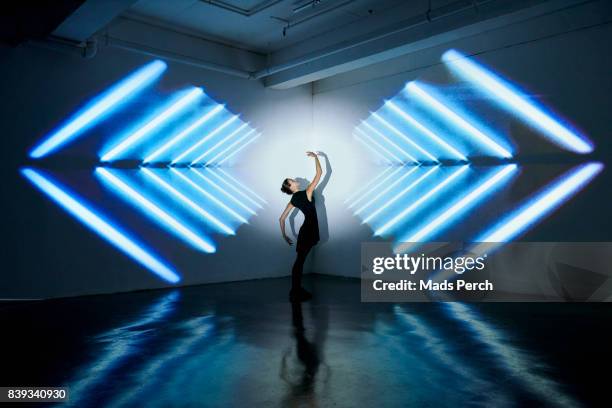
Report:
280,300,329,406
287,153,332,242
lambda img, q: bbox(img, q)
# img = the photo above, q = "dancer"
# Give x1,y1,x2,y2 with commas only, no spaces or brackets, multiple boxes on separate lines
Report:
279,151,322,302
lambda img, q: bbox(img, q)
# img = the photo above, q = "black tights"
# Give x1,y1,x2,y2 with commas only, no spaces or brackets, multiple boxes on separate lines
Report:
291,246,312,291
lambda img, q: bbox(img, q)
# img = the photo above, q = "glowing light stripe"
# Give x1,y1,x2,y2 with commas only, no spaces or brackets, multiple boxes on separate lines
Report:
172,115,239,164
30,60,167,159
213,134,260,166
354,133,393,164
406,82,512,158
191,123,250,165
204,129,255,165
217,167,267,205
476,162,602,244
370,113,438,162
375,165,469,236
22,168,179,282
170,168,248,223
354,166,420,216
205,168,263,210
398,165,517,247
362,166,438,224
361,121,418,163
190,168,257,215
443,49,593,154
141,168,234,235
355,128,403,163
96,168,215,253
347,165,405,210
143,104,225,163
384,101,468,161
344,166,395,204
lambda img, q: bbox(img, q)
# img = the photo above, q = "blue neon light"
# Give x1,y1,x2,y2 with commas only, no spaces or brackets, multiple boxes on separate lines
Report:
205,168,264,210
101,87,203,162
216,133,260,166
192,123,250,165
370,113,438,162
22,168,180,283
354,134,393,164
347,165,405,210
355,129,403,163
208,132,259,166
354,166,420,216
360,122,418,163
190,168,257,215
217,167,267,204
172,115,239,164
203,128,255,165
141,168,235,235
344,166,396,204
405,82,512,158
30,60,167,159
96,168,216,253
397,164,517,248
170,168,248,223
442,49,593,154
375,165,469,236
476,162,602,243
362,166,438,224
143,104,225,163
384,101,468,161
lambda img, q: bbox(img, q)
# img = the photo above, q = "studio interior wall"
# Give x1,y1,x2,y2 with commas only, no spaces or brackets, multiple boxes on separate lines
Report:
0,44,313,299
310,1,612,280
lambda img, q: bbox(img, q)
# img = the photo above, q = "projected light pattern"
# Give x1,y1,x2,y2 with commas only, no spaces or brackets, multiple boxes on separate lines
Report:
30,60,167,159
351,48,599,246
26,59,263,282
442,49,593,154
22,168,179,283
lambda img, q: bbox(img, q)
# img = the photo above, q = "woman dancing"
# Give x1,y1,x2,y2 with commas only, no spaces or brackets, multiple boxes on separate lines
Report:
279,151,322,302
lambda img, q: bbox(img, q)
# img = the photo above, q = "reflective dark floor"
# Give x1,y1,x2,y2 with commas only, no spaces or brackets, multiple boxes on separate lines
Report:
1,275,611,407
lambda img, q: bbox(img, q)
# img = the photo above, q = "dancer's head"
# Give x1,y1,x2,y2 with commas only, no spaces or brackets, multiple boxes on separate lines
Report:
281,178,299,195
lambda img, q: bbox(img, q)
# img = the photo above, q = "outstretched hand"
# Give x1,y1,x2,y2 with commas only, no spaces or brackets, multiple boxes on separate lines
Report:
306,151,317,158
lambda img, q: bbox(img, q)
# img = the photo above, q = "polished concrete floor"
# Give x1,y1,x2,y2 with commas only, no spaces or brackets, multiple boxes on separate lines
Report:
1,274,611,407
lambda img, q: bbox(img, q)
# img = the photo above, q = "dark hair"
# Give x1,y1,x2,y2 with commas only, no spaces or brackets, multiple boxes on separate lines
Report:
280,178,293,195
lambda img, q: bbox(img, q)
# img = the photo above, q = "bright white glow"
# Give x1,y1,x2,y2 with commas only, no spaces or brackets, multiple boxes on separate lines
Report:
347,165,405,210
190,168,257,215
96,168,215,253
344,166,395,204
143,104,225,163
217,168,267,204
141,168,234,235
216,134,260,166
191,123,250,164
170,168,248,223
362,166,438,224
477,162,602,244
355,128,402,163
384,101,467,161
360,121,418,163
355,166,420,216
354,133,393,164
405,82,512,158
398,165,517,247
172,115,239,164
102,88,203,161
205,129,256,165
205,168,264,210
375,165,469,236
443,49,593,154
30,60,167,159
371,113,439,162
22,168,179,282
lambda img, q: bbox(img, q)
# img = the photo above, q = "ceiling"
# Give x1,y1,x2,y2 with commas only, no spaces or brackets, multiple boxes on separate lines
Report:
125,0,439,53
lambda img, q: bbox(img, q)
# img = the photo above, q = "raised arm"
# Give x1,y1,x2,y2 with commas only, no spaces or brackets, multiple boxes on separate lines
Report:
279,201,294,245
305,151,322,201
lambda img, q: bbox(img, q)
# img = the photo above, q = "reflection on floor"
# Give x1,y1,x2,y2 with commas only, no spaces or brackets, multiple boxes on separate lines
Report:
1,275,610,407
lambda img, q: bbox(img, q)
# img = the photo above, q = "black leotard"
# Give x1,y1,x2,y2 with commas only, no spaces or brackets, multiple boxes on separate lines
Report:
290,190,320,253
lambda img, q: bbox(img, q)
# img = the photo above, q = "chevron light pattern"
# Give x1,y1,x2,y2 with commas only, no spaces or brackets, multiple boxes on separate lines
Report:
23,60,264,283
350,49,601,249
